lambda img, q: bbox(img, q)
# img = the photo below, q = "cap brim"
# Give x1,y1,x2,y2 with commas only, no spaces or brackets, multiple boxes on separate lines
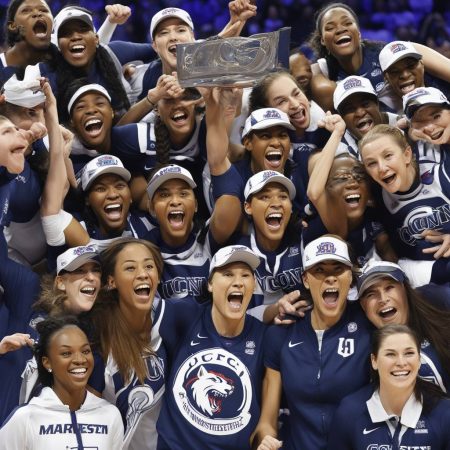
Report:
336,91,377,112
358,269,405,296
209,250,260,276
83,167,131,191
303,254,353,271
250,119,296,133
147,172,196,199
245,174,296,200
405,100,449,119
58,252,99,275
384,52,422,71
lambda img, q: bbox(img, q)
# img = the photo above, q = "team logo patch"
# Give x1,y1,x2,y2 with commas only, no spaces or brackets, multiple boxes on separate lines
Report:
245,340,256,355
316,242,336,256
262,109,282,120
96,155,117,167
389,42,407,54
343,77,362,91
337,338,354,357
347,322,358,333
371,68,382,77
173,348,252,435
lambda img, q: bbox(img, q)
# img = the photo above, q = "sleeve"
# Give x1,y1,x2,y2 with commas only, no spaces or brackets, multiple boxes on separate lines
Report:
111,124,152,158
326,399,355,450
263,325,288,371
108,41,156,65
0,406,29,448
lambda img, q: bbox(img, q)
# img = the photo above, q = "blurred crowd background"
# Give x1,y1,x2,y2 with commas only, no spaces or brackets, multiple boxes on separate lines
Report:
1,0,450,58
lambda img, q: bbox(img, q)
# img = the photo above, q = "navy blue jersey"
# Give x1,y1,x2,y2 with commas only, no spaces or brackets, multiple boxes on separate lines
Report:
88,303,166,450
155,300,267,450
302,210,385,267
0,53,19,86
264,303,373,450
237,230,303,319
379,154,450,260
137,60,163,101
0,232,41,424
144,226,215,303
420,339,450,393
328,384,450,450
108,41,156,66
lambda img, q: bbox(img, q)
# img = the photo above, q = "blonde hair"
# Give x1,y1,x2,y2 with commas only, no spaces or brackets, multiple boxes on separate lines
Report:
359,124,409,155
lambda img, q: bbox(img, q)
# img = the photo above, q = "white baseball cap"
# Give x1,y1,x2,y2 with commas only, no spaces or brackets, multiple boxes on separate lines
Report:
379,41,422,72
302,236,352,271
403,86,450,119
80,155,131,191
146,164,196,199
67,83,111,115
52,6,95,47
357,260,405,297
56,244,99,275
244,170,296,201
242,108,295,140
333,76,377,112
3,64,45,108
150,8,194,40
209,245,260,276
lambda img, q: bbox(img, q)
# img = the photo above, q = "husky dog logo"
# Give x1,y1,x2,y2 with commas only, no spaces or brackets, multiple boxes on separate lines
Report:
173,348,252,435
191,366,234,416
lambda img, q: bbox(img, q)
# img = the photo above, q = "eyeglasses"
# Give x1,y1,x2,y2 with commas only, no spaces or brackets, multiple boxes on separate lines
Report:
327,168,367,186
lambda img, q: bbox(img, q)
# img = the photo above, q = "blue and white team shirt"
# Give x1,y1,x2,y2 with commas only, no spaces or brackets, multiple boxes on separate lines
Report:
328,384,450,450
88,302,166,450
155,300,267,450
238,229,304,320
419,339,450,393
145,226,214,302
379,152,450,261
264,303,373,450
0,387,124,450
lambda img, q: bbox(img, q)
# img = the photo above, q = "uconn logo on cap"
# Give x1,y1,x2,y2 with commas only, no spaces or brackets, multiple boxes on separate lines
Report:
96,155,117,168
73,245,95,256
262,171,278,181
154,165,182,179
390,42,407,54
263,109,282,120
406,88,429,102
343,78,362,90
229,246,247,253
162,8,180,16
316,242,336,256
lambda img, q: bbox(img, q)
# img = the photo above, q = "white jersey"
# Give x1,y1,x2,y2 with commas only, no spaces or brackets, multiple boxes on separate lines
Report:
0,387,123,450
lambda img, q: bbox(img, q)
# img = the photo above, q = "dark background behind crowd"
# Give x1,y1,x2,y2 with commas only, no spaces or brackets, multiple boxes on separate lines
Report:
1,0,450,57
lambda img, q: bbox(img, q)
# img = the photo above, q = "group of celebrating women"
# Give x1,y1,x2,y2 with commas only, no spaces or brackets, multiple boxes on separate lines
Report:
0,0,450,449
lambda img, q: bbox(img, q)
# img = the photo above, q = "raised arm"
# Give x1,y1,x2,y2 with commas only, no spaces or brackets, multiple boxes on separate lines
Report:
40,80,90,247
97,4,132,44
204,87,244,244
218,0,257,38
307,112,347,235
414,42,450,83
310,73,337,113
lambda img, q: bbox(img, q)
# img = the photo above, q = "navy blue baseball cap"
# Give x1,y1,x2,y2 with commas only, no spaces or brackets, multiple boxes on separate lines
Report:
357,261,406,297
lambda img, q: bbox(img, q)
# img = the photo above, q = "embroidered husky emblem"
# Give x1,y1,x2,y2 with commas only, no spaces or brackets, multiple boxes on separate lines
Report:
191,366,234,416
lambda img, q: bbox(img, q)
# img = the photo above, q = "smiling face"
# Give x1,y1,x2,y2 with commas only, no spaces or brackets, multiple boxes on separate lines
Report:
10,0,53,50
244,183,292,251
42,325,93,395
326,157,370,221
209,262,255,329
56,262,101,314
58,19,98,68
320,7,361,59
152,17,195,73
303,260,353,329
108,243,160,313
265,75,310,131
410,105,450,144
70,92,113,150
157,96,197,146
385,57,424,97
0,117,29,174
244,126,291,173
361,135,414,193
360,277,409,328
371,332,419,391
86,174,131,235
150,178,197,247
339,94,383,140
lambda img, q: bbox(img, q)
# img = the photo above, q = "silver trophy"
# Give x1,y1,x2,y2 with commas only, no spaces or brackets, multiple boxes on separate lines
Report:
176,27,291,88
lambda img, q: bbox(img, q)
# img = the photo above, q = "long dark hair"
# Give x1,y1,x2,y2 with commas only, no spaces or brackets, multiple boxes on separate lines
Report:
371,324,447,413
88,238,163,384
34,316,87,387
